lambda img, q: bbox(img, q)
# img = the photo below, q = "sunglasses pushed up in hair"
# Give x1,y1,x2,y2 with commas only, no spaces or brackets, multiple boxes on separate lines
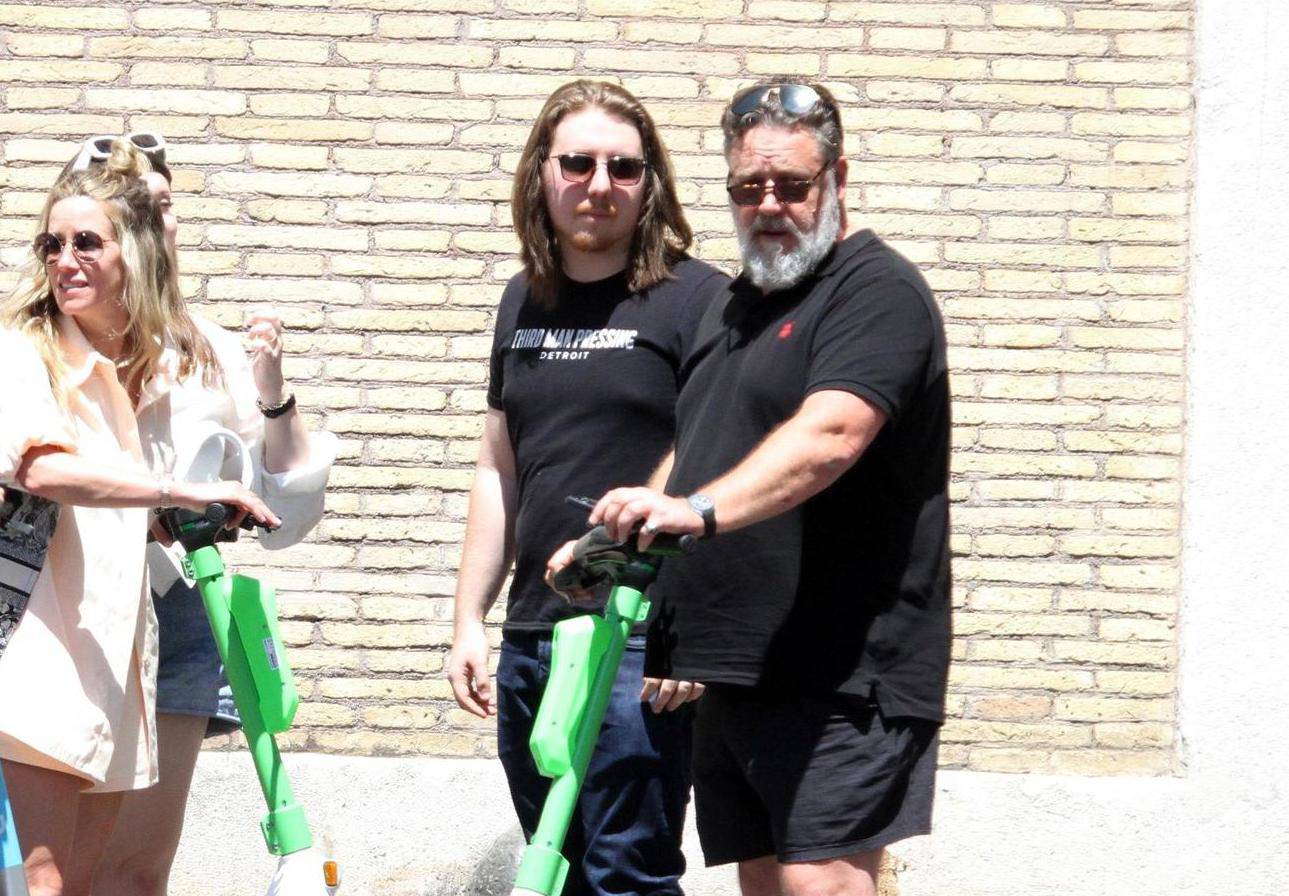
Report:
70,131,167,173
33,230,117,265
552,153,648,186
729,83,828,120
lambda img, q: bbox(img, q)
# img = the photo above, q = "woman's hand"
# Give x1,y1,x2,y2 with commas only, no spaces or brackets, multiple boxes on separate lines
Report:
171,479,281,530
245,308,287,405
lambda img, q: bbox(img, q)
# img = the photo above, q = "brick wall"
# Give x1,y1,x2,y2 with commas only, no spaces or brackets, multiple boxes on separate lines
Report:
0,0,1192,775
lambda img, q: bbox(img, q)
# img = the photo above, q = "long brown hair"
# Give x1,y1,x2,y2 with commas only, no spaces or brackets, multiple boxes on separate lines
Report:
2,139,218,405
511,80,693,309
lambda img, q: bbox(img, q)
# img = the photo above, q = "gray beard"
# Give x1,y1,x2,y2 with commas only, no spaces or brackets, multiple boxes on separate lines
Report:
734,179,841,293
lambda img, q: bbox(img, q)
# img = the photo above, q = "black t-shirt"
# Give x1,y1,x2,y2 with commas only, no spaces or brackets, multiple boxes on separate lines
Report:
487,257,729,633
658,231,951,721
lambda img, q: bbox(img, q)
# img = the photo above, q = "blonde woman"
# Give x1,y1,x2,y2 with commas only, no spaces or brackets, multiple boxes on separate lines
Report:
71,137,337,896
0,151,278,896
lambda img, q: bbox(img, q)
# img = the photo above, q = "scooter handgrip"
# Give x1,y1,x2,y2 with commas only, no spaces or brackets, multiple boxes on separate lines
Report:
642,531,698,555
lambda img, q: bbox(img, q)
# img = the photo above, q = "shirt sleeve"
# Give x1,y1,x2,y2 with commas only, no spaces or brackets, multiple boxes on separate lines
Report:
806,275,937,422
0,330,77,483
487,280,521,411
674,268,732,374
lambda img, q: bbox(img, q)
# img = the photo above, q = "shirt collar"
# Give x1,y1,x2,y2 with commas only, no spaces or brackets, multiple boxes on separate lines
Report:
57,313,117,389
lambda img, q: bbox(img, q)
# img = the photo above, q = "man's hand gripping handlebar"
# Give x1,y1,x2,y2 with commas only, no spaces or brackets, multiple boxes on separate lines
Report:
550,496,696,597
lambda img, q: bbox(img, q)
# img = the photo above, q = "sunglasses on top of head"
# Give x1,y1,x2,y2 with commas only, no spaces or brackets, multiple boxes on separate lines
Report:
70,131,167,173
551,153,648,186
33,230,117,265
729,83,831,121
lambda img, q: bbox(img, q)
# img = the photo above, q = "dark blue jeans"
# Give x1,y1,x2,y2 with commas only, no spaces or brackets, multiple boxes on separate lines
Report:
497,631,693,896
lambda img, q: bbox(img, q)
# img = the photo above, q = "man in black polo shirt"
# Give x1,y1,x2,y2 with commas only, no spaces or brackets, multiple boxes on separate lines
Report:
552,81,950,896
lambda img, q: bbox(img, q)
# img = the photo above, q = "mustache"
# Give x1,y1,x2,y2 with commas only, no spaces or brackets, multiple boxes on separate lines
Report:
747,214,803,238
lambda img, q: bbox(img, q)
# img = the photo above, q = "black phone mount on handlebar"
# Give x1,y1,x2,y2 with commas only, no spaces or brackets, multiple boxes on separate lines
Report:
551,495,697,596
156,503,275,554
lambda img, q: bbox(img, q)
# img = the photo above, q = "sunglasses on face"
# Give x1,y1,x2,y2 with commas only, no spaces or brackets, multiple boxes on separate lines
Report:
552,153,648,186
730,83,828,120
727,163,831,207
70,131,167,173
33,230,117,265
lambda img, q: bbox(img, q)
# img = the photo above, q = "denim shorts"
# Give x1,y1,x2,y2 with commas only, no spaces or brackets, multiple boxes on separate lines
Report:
153,576,240,734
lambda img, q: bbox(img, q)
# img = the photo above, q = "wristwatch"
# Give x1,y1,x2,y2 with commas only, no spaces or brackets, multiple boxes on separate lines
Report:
686,494,717,538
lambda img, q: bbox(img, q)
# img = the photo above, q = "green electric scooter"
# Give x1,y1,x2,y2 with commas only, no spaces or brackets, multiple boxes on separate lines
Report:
156,502,339,896
509,496,695,896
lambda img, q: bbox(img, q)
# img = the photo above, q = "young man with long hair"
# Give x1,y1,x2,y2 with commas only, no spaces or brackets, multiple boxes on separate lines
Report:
448,80,728,895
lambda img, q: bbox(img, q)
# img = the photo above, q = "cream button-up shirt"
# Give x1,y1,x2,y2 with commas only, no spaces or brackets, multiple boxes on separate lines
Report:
0,318,158,792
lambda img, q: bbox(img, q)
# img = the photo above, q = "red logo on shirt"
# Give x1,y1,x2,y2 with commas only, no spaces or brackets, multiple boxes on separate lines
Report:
778,321,795,340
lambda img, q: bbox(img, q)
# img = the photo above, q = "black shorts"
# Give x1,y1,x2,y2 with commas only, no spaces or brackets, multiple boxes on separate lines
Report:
692,684,940,865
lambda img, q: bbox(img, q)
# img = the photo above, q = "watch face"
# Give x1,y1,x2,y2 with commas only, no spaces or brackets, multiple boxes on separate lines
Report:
689,494,714,514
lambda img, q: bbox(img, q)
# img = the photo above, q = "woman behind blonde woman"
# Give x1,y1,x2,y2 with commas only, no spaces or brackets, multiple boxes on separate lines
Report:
0,145,278,896
77,138,337,895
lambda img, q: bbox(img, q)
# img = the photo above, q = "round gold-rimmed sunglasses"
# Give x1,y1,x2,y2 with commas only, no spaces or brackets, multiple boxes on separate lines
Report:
33,230,117,265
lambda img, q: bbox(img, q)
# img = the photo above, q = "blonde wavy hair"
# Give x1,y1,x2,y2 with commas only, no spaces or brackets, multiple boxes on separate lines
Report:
2,138,219,404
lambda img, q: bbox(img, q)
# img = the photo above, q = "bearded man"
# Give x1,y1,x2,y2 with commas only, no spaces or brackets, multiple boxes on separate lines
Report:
551,80,952,896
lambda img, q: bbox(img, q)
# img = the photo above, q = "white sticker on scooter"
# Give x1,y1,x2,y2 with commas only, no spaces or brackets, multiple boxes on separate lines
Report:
263,637,281,670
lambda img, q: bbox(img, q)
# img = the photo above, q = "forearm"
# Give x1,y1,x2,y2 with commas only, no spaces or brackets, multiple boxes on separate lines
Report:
700,391,885,534
15,446,166,508
261,407,312,474
452,465,517,631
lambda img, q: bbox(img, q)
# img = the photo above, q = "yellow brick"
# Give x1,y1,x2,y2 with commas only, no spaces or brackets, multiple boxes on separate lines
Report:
206,224,367,252
3,87,80,109
252,39,333,63
830,3,985,26
1065,429,1182,454
217,9,372,36
866,133,944,157
946,242,1100,267
1050,640,1172,668
944,720,1090,747
93,35,248,59
332,255,486,280
586,0,739,16
830,55,987,80
209,171,371,197
966,640,1046,663
1065,271,1186,295
707,23,866,47
989,59,1069,81
869,27,946,50
1103,509,1180,532
86,87,244,115
214,64,370,92
987,111,1067,133
951,30,1108,56
1113,192,1188,216
975,534,1057,557
1069,218,1187,243
865,81,946,103
955,136,1107,161
621,22,705,43
5,32,84,56
1114,88,1192,112
951,83,1109,110
365,651,446,674
1099,617,1178,643
1072,9,1190,30
0,60,124,84
130,62,209,87
366,335,451,358
619,76,702,99
1075,60,1191,86
1094,722,1173,749
497,46,575,69
854,160,983,185
952,664,1093,689
991,4,1065,28
0,4,128,29
747,1,825,21
968,694,1052,720
0,113,124,136
467,19,617,41
1098,564,1180,591
208,277,362,304
978,375,1060,400
864,185,942,210
987,215,1065,238
1073,112,1192,138
951,188,1105,213
1055,697,1172,723
1116,32,1190,58
459,71,578,97
953,560,1092,587
980,324,1063,347
246,144,328,171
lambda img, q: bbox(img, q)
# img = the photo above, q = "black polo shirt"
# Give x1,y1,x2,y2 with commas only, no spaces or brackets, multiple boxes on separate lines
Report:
658,230,951,721
487,257,729,633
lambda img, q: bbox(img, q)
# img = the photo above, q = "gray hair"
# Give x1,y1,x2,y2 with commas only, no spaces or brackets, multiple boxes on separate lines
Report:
721,80,844,164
